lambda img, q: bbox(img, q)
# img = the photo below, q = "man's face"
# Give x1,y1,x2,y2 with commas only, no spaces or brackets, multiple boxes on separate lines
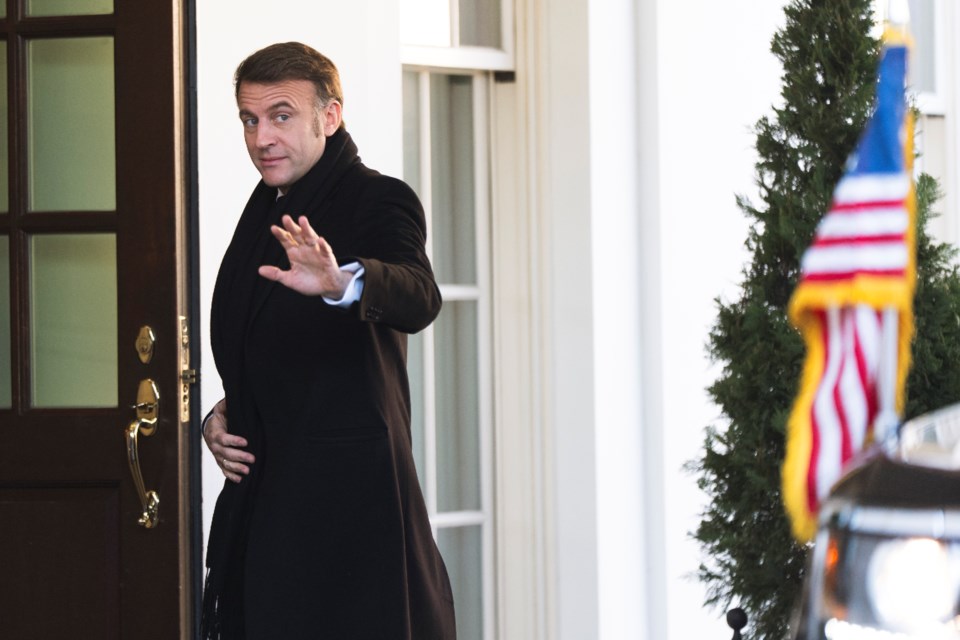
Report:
237,79,341,193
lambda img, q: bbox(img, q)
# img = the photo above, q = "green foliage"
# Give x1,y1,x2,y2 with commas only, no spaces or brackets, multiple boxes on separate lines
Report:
906,175,960,417
691,1,960,639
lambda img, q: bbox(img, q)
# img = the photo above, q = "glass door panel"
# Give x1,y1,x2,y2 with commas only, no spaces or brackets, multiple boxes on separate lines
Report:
0,236,9,408
28,37,115,212
402,70,422,199
437,525,483,640
459,0,501,48
908,0,936,94
26,0,113,17
436,300,480,512
30,233,117,407
430,75,476,284
1,41,7,214
403,69,491,640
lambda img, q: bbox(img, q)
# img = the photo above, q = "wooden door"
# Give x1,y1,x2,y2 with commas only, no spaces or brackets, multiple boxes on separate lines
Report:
0,1,196,638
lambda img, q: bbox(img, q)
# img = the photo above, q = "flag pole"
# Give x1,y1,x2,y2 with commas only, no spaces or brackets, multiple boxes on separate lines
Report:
875,305,900,448
876,0,909,450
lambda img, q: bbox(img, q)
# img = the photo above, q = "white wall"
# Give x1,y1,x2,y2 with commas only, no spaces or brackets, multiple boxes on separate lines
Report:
195,0,403,558
654,2,788,639
536,0,790,638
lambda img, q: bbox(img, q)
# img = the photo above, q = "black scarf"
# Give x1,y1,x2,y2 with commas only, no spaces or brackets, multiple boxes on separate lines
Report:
200,129,360,639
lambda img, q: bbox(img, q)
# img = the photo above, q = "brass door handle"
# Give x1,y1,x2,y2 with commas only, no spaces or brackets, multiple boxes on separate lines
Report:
125,380,160,528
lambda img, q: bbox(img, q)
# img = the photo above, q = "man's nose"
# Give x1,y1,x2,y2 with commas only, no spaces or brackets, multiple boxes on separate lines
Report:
255,123,275,148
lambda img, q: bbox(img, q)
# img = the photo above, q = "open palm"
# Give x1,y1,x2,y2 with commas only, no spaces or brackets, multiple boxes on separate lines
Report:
258,214,351,298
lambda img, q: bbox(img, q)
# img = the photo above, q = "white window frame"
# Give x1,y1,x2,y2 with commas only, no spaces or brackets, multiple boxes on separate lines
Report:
406,68,496,640
400,0,514,71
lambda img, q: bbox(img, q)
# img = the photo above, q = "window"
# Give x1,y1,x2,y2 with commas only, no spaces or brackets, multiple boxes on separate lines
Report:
399,0,513,70
872,0,954,242
403,69,494,640
872,0,943,112
906,0,943,112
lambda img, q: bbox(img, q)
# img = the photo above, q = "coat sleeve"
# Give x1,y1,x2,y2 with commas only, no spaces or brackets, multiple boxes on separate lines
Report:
347,175,442,334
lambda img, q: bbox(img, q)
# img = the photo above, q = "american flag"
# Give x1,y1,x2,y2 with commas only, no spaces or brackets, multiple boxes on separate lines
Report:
782,28,915,542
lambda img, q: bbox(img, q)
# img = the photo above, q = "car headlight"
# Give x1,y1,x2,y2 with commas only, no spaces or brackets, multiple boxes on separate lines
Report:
814,509,960,639
866,538,958,632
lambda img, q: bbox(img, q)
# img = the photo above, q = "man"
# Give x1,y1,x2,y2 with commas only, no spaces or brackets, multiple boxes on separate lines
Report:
201,42,456,639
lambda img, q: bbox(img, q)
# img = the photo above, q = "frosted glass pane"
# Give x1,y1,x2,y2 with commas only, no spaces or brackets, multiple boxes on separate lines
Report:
0,236,9,409
27,0,113,16
430,75,475,285
460,0,501,48
908,0,936,94
408,331,426,490
402,71,422,199
437,526,483,640
28,38,115,212
436,301,480,511
31,234,117,408
0,42,7,214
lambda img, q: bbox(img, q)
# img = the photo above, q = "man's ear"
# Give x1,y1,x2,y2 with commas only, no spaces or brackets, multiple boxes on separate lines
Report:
321,101,342,136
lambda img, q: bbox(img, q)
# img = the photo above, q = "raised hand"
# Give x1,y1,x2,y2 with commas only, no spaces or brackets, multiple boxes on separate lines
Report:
258,214,352,298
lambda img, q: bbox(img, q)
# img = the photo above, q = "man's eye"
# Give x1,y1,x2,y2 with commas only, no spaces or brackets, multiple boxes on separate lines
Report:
242,117,257,127
276,114,290,123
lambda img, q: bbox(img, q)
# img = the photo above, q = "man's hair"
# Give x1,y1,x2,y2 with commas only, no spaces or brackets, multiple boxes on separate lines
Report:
235,42,345,129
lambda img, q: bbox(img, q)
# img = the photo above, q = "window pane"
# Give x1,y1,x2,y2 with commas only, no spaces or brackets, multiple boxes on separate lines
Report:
0,41,7,214
402,71,423,199
431,75,476,285
0,236,9,408
436,301,480,511
26,0,113,16
399,0,452,47
908,0,936,94
31,234,117,408
408,331,427,490
460,0,501,48
437,525,483,640
28,37,116,212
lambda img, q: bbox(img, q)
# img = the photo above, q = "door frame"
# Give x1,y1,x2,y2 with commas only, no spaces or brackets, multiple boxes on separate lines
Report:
183,0,203,636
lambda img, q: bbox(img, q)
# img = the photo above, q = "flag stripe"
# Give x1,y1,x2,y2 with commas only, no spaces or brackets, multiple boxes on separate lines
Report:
812,307,843,504
817,209,907,238
812,233,905,247
833,173,910,203
802,243,908,273
854,308,881,424
831,199,906,213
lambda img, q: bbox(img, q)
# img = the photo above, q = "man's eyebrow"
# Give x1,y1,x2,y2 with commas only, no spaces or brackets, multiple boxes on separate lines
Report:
238,100,296,118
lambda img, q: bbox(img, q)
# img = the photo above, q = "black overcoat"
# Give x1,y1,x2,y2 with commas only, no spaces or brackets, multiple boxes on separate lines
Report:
202,129,456,639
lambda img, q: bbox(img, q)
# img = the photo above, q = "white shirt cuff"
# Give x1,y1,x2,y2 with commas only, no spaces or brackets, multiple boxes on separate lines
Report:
322,262,365,308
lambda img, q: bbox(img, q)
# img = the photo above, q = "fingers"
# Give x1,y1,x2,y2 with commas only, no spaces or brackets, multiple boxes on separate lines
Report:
206,427,254,482
258,264,282,281
218,454,251,483
272,215,322,249
215,446,254,483
201,399,254,483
